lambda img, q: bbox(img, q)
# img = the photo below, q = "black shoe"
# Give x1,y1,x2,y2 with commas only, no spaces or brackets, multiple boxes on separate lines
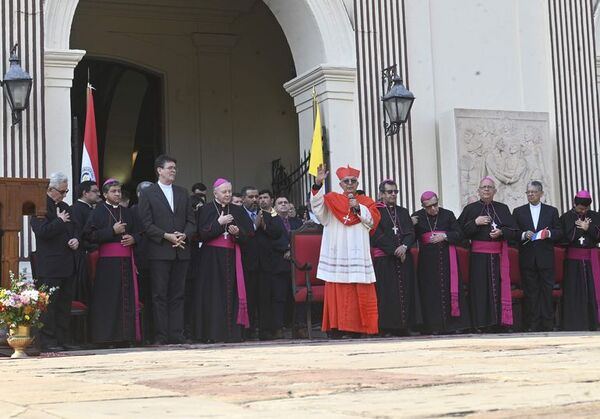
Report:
62,343,82,351
272,328,284,340
42,345,65,352
259,332,274,341
169,338,192,344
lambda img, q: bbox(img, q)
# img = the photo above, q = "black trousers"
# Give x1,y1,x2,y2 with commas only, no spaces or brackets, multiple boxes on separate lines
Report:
149,259,189,343
521,264,555,330
244,269,260,330
38,276,74,346
137,267,153,342
271,271,292,330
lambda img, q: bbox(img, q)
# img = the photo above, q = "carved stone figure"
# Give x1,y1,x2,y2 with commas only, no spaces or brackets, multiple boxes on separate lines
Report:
454,109,552,211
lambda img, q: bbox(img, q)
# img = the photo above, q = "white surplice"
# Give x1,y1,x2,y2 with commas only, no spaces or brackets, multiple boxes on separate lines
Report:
310,185,376,284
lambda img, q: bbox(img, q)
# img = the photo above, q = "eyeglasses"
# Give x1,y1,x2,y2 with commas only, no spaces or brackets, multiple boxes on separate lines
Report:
384,189,399,194
342,178,358,185
424,202,439,209
526,190,541,194
52,187,69,195
479,185,495,190
162,165,177,171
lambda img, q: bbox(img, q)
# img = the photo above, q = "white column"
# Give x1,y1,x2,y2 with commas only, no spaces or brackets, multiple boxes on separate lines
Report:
284,65,358,192
44,48,85,202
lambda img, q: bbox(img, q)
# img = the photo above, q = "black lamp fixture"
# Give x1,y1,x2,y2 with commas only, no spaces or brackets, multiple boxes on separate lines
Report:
381,65,415,136
1,44,33,126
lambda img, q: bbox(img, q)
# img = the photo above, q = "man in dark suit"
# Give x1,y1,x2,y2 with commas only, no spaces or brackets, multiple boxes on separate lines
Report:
238,186,281,339
512,180,562,331
138,155,195,344
31,172,80,351
272,196,303,338
70,180,100,309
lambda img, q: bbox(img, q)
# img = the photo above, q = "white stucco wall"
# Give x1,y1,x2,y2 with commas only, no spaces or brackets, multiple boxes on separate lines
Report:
406,0,556,212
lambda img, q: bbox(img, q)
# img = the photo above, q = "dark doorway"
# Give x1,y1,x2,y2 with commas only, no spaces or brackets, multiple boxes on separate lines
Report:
71,58,163,203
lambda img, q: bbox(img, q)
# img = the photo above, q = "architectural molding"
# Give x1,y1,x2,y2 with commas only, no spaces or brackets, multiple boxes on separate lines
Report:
45,0,80,50
263,0,355,73
73,0,253,24
44,49,87,88
284,65,356,113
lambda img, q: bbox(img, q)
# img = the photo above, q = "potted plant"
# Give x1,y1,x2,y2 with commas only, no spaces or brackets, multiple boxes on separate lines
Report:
0,271,54,358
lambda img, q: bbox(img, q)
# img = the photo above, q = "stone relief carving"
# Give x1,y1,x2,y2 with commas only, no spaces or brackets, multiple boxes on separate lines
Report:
455,109,552,211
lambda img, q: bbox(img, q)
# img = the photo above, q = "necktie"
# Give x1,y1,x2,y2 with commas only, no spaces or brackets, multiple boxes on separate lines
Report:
283,217,291,233
251,212,257,230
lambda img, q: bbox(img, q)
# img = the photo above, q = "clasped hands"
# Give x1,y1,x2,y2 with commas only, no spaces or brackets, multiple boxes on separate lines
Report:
164,231,187,249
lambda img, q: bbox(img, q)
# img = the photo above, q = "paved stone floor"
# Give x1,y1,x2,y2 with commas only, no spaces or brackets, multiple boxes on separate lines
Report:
2,332,600,418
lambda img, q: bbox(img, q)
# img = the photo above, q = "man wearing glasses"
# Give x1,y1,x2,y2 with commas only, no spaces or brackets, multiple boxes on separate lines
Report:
31,172,80,352
370,180,419,336
458,176,519,332
310,164,381,338
412,190,470,335
512,181,561,332
138,155,195,345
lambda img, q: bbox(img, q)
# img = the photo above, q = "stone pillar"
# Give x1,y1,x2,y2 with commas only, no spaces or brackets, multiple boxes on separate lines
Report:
44,48,86,201
284,65,358,191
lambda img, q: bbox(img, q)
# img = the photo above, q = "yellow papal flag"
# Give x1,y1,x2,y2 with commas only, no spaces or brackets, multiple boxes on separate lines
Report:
308,96,323,177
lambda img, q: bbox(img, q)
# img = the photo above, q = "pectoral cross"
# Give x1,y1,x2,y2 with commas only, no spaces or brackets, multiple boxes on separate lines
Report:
343,214,352,224
579,236,585,246
223,229,229,239
392,226,399,235
491,221,498,230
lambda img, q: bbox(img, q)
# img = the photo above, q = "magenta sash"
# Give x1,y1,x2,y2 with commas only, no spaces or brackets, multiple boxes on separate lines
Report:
471,240,513,326
371,247,386,258
420,231,460,317
566,247,600,321
98,242,141,342
205,235,250,328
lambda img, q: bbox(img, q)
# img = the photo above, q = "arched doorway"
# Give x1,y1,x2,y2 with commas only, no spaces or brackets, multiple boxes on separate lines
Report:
69,0,299,193
44,0,358,199
71,58,163,199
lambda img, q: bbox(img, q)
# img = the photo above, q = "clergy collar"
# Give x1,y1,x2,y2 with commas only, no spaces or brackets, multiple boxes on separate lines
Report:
529,202,541,208
105,202,120,209
158,181,173,189
77,199,93,208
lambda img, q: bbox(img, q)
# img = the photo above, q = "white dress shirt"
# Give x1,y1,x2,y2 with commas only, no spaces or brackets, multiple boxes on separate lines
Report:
530,202,541,230
158,181,174,211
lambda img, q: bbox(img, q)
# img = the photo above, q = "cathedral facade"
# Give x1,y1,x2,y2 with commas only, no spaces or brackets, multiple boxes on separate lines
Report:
0,0,599,216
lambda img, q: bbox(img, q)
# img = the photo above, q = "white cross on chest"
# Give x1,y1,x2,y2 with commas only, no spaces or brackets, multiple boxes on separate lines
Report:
343,214,352,224
579,236,585,246
392,226,399,235
491,221,498,230
223,231,229,239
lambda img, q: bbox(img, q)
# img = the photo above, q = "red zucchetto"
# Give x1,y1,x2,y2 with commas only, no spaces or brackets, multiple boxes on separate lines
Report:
335,165,360,180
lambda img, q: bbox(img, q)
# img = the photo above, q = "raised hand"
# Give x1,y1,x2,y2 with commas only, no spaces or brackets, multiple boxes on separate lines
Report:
315,163,329,186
